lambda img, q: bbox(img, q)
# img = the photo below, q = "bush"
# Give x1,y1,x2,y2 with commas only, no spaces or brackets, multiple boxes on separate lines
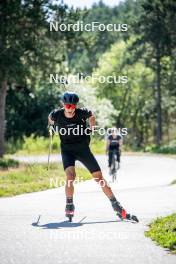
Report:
145,140,176,154
0,158,19,169
5,138,24,154
15,134,60,155
145,213,176,253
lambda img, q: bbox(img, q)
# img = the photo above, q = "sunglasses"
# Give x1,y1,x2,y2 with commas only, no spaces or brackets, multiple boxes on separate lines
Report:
64,104,76,109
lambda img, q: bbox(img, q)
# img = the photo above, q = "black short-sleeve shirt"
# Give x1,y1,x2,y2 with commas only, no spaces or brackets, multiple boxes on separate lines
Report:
108,134,122,150
49,107,92,146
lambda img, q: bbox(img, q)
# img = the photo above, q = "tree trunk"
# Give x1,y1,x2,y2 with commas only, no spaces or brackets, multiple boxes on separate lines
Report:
156,47,162,146
116,85,129,127
0,80,7,157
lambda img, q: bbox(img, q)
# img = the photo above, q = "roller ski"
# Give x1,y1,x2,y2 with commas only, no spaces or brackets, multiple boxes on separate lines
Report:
110,196,139,223
117,210,139,223
65,202,75,222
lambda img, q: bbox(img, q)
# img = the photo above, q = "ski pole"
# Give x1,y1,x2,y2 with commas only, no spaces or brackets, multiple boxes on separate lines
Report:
47,125,53,170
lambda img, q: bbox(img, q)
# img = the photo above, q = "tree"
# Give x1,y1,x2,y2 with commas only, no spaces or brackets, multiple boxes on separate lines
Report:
132,0,176,145
69,0,141,74
0,0,84,157
93,40,154,147
0,0,51,156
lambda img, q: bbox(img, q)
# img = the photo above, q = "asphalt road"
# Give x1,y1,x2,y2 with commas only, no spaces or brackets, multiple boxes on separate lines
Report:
0,154,176,264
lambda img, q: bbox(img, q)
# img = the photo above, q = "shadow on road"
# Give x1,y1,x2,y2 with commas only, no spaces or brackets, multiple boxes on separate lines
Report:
32,221,83,229
31,216,123,229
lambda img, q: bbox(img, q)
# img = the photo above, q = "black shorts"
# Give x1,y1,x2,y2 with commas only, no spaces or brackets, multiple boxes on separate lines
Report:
61,141,101,173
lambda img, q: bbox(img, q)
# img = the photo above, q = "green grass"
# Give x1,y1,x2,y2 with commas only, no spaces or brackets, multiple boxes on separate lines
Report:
12,134,61,155
6,135,176,156
7,134,106,155
171,179,176,185
90,138,106,154
0,163,91,197
145,214,176,253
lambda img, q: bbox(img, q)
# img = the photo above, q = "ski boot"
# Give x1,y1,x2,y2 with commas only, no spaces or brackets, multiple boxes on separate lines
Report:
110,197,139,223
65,202,75,222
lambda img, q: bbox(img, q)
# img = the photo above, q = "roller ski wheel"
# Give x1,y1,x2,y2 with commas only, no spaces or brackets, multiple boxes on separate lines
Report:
66,211,74,222
65,203,75,222
117,209,139,223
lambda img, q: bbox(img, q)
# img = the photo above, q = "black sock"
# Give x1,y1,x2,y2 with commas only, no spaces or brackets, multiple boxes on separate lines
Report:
109,195,117,203
66,197,73,204
109,195,123,213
